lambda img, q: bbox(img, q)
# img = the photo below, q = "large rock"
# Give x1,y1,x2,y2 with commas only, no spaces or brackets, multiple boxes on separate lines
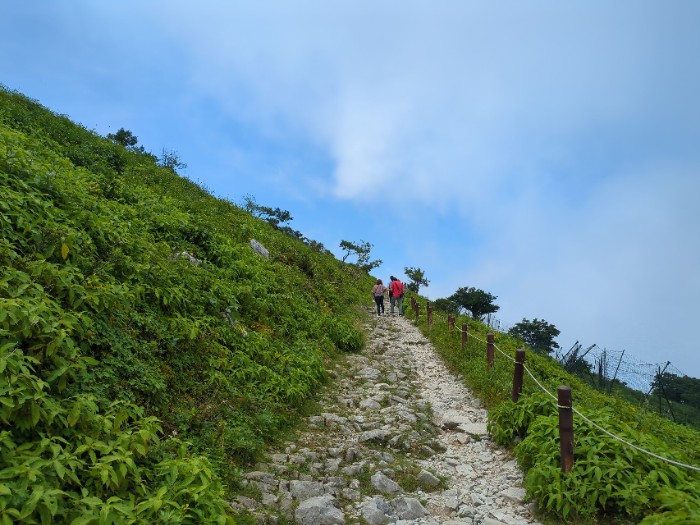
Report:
417,469,441,488
499,486,527,503
439,410,472,429
249,239,269,258
171,251,202,266
289,480,325,500
360,398,382,410
357,367,382,379
294,495,345,525
360,496,393,525
482,517,509,525
360,429,389,443
392,496,428,519
456,421,488,436
371,471,402,495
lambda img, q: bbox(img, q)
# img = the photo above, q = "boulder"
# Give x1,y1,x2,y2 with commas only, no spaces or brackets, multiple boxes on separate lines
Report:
249,239,269,258
360,496,393,525
294,495,345,525
371,471,402,495
392,496,428,519
417,469,441,488
290,480,325,500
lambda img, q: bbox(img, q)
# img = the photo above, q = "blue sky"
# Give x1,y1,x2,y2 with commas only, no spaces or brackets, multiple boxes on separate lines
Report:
2,1,699,381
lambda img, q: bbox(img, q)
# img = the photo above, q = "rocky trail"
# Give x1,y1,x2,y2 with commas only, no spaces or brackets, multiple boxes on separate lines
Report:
231,309,544,525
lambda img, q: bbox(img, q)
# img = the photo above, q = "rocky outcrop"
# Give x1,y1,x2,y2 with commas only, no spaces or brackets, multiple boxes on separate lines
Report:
295,495,345,525
249,238,269,258
171,250,202,266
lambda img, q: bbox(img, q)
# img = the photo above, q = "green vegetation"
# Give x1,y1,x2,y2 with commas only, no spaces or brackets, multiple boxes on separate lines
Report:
648,372,700,430
447,286,499,320
508,318,561,355
410,299,700,524
4,83,699,524
0,86,374,523
338,239,382,273
403,266,429,294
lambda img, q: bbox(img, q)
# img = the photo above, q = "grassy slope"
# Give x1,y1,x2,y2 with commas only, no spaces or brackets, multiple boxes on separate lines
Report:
0,86,374,523
6,85,697,524
408,306,700,524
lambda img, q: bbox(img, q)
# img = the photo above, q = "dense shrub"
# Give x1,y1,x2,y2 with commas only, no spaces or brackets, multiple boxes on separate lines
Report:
1,86,376,521
411,302,700,523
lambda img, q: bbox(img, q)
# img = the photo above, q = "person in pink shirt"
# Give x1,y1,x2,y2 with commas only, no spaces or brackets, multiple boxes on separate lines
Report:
371,279,387,315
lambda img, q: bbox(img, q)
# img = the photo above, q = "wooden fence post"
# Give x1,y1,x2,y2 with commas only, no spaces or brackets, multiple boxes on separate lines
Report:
448,315,455,331
487,333,495,368
511,349,526,402
558,386,574,472
461,323,468,351
415,303,420,321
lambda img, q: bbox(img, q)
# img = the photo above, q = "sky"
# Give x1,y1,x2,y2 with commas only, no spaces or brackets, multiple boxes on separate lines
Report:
2,1,699,381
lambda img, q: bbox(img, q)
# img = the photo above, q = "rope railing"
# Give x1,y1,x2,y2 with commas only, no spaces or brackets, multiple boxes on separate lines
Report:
409,299,700,474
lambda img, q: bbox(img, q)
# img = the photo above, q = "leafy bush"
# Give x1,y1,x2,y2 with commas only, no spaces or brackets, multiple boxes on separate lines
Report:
410,301,700,523
1,85,378,521
320,314,364,353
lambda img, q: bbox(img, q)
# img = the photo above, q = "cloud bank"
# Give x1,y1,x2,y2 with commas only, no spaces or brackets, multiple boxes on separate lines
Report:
149,1,700,374
4,1,699,376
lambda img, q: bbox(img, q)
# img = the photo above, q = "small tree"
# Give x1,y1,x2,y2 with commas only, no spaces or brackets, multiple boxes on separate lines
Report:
508,318,560,355
404,266,429,294
339,240,382,273
651,372,700,409
243,195,305,239
448,286,499,320
159,148,188,173
244,195,291,226
305,239,328,254
432,298,460,315
107,128,138,148
106,127,153,157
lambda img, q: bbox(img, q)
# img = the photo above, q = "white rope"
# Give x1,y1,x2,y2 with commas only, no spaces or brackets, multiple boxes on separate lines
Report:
570,406,700,472
442,316,700,472
521,361,559,403
493,342,516,363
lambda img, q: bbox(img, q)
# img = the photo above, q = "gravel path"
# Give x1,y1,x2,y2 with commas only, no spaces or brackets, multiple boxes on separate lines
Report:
231,309,543,525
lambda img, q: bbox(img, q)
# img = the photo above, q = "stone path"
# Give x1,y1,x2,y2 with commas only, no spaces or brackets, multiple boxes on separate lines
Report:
231,309,543,525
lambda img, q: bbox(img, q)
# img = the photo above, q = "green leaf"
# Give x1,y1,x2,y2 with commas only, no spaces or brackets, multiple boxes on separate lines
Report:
112,409,127,432
38,503,52,525
30,401,41,426
68,403,81,427
19,486,43,518
54,460,66,480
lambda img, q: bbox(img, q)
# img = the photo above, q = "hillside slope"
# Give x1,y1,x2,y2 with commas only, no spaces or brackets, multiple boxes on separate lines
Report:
0,86,374,523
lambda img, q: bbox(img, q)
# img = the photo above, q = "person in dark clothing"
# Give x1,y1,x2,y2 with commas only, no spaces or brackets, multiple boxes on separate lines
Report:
389,276,404,316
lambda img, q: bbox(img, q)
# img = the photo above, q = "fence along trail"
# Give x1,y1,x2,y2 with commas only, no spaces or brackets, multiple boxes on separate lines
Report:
457,323,700,475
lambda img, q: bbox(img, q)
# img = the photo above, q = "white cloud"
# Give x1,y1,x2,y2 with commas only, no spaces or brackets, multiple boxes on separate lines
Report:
461,161,700,372
11,0,698,375
145,2,698,219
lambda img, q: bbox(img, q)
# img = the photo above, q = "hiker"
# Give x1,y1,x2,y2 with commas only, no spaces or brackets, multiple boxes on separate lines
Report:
389,276,404,316
371,278,387,315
